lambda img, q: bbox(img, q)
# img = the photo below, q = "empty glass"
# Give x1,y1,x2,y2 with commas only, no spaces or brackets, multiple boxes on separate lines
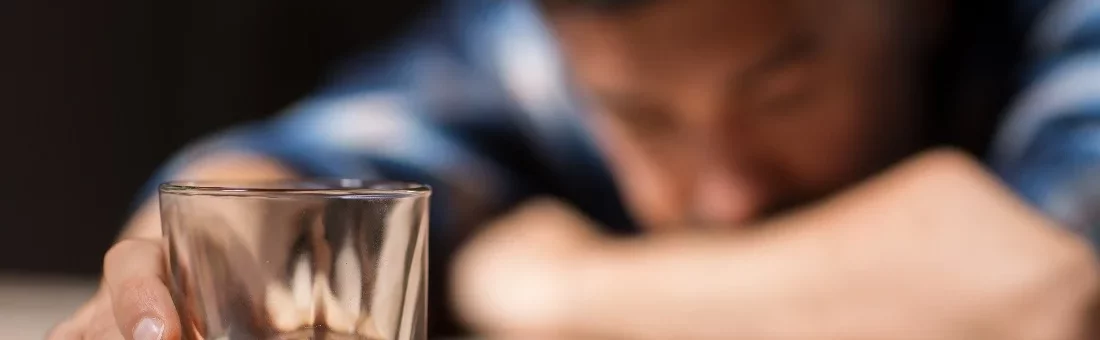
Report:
159,180,429,340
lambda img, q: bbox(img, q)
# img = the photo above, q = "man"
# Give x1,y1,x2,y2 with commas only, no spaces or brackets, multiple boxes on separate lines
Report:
53,0,1100,339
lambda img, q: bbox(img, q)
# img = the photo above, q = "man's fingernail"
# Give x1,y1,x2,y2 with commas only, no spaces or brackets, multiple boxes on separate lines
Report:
133,317,165,340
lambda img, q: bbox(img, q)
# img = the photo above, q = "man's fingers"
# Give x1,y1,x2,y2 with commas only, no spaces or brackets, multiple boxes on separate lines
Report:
103,239,181,340
85,298,128,340
48,288,126,340
48,291,101,340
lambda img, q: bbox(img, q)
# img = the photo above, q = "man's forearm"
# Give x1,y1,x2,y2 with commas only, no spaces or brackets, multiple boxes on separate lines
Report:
455,197,850,338
457,149,1098,340
568,227,839,338
565,150,1084,339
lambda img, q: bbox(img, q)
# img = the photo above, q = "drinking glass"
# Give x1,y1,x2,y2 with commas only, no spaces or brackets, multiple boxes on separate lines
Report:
159,180,429,340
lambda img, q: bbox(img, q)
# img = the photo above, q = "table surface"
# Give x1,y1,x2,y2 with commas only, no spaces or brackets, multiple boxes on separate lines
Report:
0,275,98,339
0,275,480,340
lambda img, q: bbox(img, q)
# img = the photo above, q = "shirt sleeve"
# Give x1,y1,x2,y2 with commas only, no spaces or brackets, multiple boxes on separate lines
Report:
991,0,1100,243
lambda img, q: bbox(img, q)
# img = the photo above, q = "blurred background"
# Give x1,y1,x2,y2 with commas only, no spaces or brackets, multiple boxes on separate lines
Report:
1,0,431,334
1,0,434,276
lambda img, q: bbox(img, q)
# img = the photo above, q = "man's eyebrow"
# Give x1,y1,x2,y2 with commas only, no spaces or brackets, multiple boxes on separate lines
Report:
591,88,659,113
737,31,817,83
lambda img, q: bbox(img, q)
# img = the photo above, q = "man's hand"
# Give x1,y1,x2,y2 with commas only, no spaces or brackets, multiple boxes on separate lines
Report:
49,239,181,340
50,153,296,340
453,149,1100,339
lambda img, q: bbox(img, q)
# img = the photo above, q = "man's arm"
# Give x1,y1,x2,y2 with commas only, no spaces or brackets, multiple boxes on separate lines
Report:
455,149,1099,340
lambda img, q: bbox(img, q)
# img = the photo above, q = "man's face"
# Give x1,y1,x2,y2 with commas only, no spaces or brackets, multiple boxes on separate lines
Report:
544,0,944,229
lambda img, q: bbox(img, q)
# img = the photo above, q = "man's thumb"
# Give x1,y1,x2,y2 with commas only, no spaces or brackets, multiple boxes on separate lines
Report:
104,239,181,340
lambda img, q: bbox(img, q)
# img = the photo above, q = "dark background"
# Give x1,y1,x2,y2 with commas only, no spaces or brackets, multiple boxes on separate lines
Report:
1,0,433,276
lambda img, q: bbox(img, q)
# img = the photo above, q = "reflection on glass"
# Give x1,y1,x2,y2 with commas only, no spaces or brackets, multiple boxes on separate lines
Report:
160,180,429,340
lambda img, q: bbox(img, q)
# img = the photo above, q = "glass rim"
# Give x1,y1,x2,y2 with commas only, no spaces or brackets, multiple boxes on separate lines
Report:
159,179,431,198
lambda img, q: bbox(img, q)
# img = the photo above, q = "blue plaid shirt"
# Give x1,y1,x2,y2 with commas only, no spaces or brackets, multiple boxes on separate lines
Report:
147,0,1100,244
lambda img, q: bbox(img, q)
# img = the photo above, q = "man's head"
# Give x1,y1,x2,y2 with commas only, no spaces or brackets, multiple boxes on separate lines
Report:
538,0,951,229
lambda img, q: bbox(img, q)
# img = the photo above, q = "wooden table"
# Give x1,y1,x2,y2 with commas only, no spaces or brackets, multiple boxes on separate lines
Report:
0,275,98,339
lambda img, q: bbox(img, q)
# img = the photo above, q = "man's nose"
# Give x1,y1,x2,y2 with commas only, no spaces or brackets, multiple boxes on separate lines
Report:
691,163,763,226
